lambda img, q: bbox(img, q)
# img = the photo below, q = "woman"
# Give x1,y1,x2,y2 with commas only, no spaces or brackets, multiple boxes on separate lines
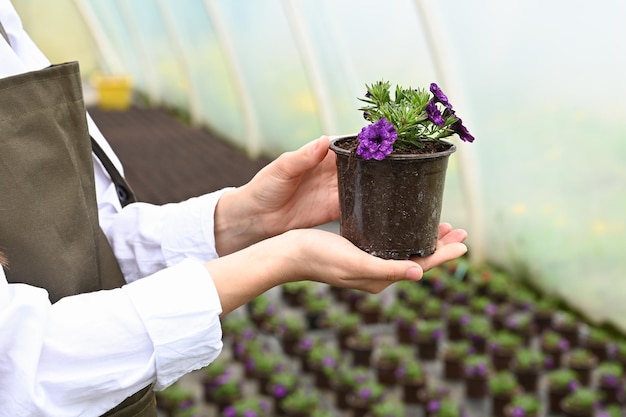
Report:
0,1,467,416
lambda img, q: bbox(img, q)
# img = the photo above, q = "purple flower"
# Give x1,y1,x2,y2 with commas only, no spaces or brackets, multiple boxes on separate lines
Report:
466,362,488,377
558,338,570,351
450,117,474,143
356,117,398,160
511,406,526,417
568,380,579,391
212,373,231,387
601,374,621,387
234,342,245,357
544,356,555,369
426,100,445,126
272,384,288,398
179,399,194,410
299,338,314,350
243,410,257,417
506,316,518,328
430,83,452,108
427,400,441,413
321,356,336,367
260,400,271,413
223,406,237,417
355,374,369,383
359,387,372,400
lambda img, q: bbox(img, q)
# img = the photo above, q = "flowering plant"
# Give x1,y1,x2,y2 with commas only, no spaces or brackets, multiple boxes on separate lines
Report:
443,340,472,359
281,280,312,294
376,341,410,365
370,400,406,417
586,327,612,345
278,313,307,338
426,398,466,417
533,297,559,314
541,330,570,351
395,358,426,383
469,296,496,316
202,356,230,383
567,348,597,367
347,330,375,349
245,348,285,378
598,405,624,417
561,387,604,412
220,314,252,339
155,383,195,415
421,297,444,319
280,388,321,414
446,305,471,325
398,282,430,308
489,331,523,353
306,341,341,372
415,319,444,340
596,362,624,387
385,302,418,325
504,311,534,333
332,364,371,389
268,371,298,400
208,373,243,402
330,310,360,332
555,311,579,329
355,81,473,160
511,347,545,370
463,315,492,341
463,355,490,378
507,393,542,416
352,380,385,403
488,371,519,396
546,368,580,391
222,397,271,417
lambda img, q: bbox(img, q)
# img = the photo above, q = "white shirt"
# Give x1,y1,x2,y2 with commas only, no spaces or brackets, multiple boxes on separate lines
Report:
0,1,225,416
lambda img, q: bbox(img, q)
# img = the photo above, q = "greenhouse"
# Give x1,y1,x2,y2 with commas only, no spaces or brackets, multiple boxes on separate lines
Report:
4,0,626,416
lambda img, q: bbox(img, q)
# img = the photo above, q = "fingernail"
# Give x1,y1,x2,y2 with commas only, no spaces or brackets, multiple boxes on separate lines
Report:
405,266,422,281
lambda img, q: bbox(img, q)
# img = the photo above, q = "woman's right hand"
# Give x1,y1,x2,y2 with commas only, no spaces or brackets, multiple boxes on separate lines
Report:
206,223,467,316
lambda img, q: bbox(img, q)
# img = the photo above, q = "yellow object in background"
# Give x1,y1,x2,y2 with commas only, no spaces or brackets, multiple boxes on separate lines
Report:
92,75,133,111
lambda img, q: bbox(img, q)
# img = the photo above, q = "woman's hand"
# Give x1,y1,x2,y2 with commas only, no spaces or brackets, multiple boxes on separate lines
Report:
214,136,338,255
208,223,467,315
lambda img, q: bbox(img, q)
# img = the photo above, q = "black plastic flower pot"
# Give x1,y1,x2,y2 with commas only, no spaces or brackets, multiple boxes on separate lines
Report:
330,136,456,260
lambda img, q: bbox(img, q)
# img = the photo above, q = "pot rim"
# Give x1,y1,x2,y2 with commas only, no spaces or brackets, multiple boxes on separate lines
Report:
329,134,456,160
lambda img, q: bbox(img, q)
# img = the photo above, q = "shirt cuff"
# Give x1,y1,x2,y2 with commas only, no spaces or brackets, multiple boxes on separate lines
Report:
161,188,235,264
122,259,223,390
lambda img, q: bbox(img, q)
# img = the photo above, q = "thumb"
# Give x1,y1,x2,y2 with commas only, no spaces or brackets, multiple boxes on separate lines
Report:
276,136,330,180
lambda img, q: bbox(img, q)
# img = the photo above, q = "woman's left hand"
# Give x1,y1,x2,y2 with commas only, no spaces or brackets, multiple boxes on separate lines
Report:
214,136,338,255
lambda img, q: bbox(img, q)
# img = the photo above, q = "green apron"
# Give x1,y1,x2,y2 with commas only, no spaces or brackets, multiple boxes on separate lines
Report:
0,59,155,416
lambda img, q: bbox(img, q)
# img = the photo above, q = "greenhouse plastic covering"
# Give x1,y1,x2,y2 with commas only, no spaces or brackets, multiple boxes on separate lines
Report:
14,0,626,332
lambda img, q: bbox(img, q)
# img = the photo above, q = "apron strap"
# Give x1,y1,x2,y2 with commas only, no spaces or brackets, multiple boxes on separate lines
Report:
91,136,137,207
0,19,10,45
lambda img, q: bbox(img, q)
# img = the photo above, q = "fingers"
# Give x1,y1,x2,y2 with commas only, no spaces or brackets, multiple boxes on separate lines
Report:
274,136,331,180
413,242,468,272
438,227,468,247
438,222,453,238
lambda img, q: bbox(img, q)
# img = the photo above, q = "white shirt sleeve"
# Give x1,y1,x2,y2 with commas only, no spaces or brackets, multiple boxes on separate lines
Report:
0,261,223,417
89,112,233,281
0,2,226,415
